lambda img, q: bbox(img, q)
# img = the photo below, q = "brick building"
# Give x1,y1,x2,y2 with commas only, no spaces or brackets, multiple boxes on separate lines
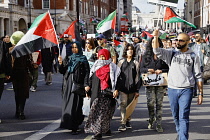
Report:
0,0,117,37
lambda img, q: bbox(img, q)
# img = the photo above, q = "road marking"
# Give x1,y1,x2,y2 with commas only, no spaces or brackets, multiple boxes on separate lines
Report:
24,119,60,140
0,131,34,137
84,135,92,140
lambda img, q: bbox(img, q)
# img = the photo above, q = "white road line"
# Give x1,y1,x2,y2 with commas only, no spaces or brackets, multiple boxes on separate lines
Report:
24,119,60,140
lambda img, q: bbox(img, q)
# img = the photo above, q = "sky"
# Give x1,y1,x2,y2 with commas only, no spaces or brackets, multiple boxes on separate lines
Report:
132,0,156,13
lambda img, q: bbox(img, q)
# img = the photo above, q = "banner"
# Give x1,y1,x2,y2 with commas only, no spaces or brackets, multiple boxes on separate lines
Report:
142,73,168,86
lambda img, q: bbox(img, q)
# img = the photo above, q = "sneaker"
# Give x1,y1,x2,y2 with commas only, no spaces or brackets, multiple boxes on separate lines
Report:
0,119,1,123
148,119,154,129
156,124,163,133
30,86,36,92
118,124,126,131
46,82,52,85
126,121,132,129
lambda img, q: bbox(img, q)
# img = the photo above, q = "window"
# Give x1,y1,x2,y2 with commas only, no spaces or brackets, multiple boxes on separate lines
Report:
43,0,50,9
85,2,88,14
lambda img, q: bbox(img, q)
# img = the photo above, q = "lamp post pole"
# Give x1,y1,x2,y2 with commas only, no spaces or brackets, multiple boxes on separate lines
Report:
28,0,31,28
76,0,80,31
54,0,56,30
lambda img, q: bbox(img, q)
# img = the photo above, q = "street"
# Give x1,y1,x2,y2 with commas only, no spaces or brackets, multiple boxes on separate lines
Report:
0,71,210,140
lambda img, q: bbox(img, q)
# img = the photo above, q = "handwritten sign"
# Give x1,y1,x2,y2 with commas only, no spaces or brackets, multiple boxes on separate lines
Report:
32,52,39,63
142,73,168,86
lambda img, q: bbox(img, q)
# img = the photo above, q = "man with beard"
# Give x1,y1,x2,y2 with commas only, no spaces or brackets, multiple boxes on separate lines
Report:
95,34,117,63
152,31,203,140
59,34,73,61
189,34,210,95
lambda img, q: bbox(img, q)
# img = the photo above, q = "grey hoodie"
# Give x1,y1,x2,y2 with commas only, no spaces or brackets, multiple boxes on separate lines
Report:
153,47,202,89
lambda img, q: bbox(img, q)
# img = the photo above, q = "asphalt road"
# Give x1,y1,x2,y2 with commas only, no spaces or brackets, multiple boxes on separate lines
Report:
0,71,210,140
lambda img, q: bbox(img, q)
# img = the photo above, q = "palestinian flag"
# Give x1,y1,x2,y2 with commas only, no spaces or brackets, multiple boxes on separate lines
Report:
159,33,168,39
114,40,121,46
11,12,58,58
90,17,98,23
164,7,196,28
96,10,116,38
61,20,82,42
141,31,153,40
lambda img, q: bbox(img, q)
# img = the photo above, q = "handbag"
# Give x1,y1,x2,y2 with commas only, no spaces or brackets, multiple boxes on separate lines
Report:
71,75,86,97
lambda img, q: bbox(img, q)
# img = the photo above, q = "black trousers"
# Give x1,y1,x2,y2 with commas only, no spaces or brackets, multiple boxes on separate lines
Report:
0,78,4,100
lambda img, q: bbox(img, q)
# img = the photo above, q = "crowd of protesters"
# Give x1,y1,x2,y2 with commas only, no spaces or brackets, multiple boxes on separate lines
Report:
0,29,208,140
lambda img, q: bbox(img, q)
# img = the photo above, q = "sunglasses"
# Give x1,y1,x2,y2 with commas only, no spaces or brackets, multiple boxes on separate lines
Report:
86,42,90,44
175,39,187,42
98,38,103,40
72,47,78,48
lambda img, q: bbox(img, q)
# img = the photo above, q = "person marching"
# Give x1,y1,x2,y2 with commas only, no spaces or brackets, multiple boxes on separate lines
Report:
140,37,169,133
117,43,140,131
10,31,33,120
152,30,203,140
84,49,120,139
60,41,90,135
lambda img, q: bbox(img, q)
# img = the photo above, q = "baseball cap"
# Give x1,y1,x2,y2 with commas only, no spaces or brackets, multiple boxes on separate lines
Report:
97,34,106,39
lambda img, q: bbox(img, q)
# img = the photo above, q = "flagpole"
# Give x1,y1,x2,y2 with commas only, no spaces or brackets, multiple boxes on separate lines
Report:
156,5,163,29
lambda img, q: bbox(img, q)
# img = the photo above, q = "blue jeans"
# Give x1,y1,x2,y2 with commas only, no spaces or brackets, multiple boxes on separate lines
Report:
168,88,193,140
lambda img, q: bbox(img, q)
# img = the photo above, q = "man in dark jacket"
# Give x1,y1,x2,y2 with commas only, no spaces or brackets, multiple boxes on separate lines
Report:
0,40,12,123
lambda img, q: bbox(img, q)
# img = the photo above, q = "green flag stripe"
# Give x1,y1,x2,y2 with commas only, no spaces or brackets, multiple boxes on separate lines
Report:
29,12,46,29
96,10,116,30
165,17,196,28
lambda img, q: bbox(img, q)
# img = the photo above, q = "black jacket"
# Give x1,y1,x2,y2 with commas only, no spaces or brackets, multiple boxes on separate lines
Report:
0,40,12,76
140,55,169,73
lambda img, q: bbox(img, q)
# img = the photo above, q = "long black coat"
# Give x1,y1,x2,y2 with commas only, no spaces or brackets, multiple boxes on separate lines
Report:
41,48,55,73
60,61,90,130
12,55,33,99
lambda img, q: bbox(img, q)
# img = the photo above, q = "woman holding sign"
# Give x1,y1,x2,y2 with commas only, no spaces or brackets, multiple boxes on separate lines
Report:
140,37,169,133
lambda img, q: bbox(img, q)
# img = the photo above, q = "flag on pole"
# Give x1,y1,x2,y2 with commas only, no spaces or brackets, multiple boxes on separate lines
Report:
141,31,153,40
11,12,58,58
114,40,121,46
61,20,82,42
90,17,98,23
164,7,196,28
96,10,116,38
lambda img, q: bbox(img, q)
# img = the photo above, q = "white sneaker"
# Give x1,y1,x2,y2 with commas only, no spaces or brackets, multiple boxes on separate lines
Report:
30,86,36,92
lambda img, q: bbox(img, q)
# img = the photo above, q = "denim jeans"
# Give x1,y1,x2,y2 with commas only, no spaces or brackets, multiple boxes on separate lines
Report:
168,88,193,140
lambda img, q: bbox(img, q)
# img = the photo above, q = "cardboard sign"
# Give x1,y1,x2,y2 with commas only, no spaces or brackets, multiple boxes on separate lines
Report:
142,73,168,86
32,52,39,63
87,34,95,39
126,96,138,120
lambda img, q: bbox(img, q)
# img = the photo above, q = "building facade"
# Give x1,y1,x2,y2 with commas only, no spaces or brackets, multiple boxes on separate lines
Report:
0,0,117,37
